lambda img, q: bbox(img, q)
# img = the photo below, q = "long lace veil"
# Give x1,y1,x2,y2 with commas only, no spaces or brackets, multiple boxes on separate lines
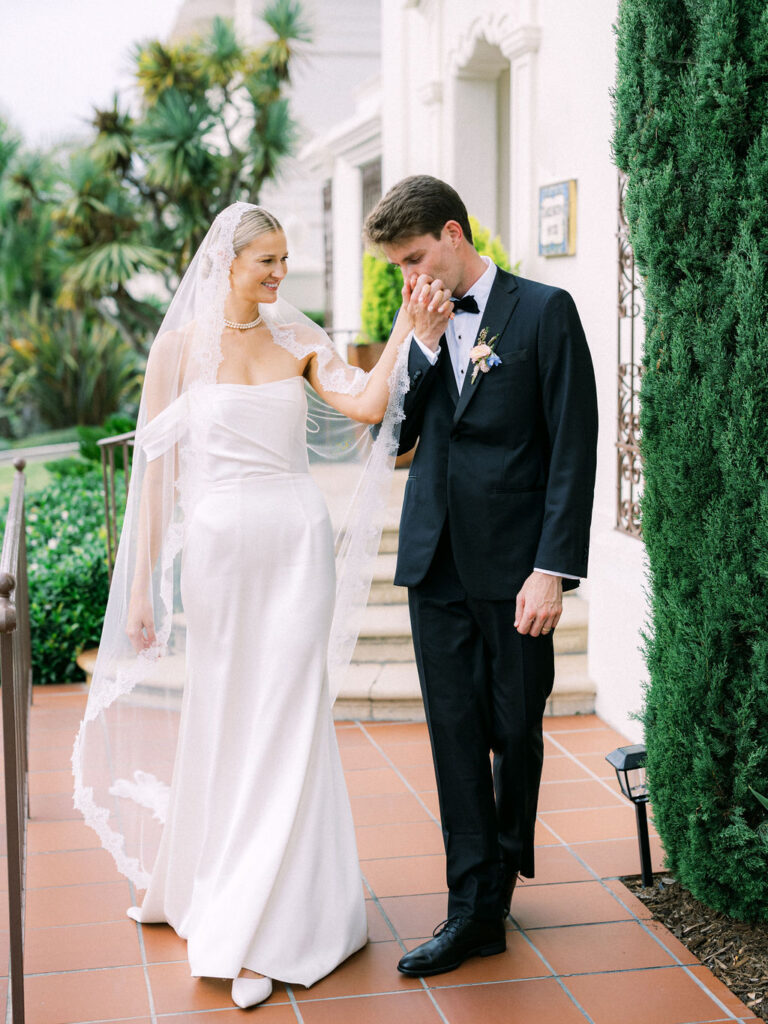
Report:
72,202,409,889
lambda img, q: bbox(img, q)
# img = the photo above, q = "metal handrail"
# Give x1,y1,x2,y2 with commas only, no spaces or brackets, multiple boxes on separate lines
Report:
0,458,32,1023
97,432,135,581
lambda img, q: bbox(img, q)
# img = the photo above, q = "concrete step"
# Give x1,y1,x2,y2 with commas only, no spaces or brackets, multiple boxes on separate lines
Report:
378,524,399,555
353,594,589,663
334,652,596,721
544,653,596,716
370,552,406,603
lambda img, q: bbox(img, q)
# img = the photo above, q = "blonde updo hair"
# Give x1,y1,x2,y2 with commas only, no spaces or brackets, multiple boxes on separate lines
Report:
233,207,283,255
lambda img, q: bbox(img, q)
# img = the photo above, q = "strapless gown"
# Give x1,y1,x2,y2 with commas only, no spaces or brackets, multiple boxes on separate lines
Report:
132,378,367,985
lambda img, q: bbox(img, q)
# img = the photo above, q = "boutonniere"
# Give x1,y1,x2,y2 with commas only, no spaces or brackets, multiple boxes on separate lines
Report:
469,327,501,384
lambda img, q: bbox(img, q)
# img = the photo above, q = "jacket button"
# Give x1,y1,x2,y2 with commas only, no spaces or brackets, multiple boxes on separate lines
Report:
412,369,423,383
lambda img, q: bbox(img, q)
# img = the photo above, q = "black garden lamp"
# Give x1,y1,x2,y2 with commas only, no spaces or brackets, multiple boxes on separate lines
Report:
605,743,654,887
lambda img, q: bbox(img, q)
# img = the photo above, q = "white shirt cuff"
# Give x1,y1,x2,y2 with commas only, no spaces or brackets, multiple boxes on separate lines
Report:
413,333,440,365
534,568,580,581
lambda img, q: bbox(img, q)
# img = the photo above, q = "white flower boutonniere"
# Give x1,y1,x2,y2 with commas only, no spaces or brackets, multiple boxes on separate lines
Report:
469,327,502,384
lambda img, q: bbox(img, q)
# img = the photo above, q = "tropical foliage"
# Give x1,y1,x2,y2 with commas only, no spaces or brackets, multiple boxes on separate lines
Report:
56,1,310,334
0,1,308,436
1,301,143,429
614,0,768,920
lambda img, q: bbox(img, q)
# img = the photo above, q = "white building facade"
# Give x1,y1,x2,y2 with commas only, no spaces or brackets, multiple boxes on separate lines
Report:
305,0,648,741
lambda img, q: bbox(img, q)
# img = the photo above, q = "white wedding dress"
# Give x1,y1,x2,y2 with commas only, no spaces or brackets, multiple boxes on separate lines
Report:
130,377,367,985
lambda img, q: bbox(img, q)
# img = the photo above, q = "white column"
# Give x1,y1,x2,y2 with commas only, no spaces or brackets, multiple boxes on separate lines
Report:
381,3,410,187
331,159,363,332
507,42,538,268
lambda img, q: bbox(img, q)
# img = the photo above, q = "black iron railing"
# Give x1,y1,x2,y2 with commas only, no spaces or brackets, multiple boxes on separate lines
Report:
98,432,135,581
0,458,32,1023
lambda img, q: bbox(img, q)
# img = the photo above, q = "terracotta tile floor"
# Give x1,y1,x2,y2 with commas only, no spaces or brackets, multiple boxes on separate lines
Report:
7,685,759,1023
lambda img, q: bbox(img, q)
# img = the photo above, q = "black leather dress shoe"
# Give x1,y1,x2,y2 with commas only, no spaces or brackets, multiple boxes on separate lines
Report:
397,916,506,977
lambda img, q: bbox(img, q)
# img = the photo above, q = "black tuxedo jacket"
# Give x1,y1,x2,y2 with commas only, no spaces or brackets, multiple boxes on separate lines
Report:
393,266,598,600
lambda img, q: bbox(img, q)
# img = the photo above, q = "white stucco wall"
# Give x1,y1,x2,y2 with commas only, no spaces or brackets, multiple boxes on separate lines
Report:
315,0,649,738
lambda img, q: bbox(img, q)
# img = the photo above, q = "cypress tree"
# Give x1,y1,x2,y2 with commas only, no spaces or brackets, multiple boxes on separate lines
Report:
614,0,768,919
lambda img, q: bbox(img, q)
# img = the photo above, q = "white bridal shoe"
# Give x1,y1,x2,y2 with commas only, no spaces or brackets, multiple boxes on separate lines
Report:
231,974,273,1009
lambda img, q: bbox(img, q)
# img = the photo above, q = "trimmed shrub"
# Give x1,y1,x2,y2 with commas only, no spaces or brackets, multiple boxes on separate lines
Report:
468,216,512,272
1,467,120,685
359,252,403,343
614,0,768,920
77,413,137,471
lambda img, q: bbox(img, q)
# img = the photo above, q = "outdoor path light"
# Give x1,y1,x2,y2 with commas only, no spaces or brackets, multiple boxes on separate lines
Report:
605,743,654,887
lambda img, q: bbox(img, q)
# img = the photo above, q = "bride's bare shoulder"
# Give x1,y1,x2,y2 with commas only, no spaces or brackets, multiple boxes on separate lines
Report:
145,322,197,387
147,321,196,360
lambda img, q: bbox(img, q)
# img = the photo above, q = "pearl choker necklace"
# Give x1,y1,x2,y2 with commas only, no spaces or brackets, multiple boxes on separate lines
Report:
224,314,264,330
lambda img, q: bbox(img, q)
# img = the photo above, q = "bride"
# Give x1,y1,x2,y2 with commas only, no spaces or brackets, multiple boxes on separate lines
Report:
72,203,453,1008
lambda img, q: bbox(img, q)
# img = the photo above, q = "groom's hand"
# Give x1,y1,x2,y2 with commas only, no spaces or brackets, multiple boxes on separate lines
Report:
406,273,453,351
515,572,563,637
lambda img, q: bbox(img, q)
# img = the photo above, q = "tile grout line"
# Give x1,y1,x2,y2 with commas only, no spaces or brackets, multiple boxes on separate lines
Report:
542,732,641,800
357,723,747,1022
357,723,443,828
540,734,743,1021
285,983,305,1022
537,813,743,1023
99,702,159,1024
357,722,592,1024
361,874,411,954
362,835,452,1024
504,916,597,1024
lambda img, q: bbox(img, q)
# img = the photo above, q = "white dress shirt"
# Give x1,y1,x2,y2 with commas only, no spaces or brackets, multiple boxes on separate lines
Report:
411,257,577,582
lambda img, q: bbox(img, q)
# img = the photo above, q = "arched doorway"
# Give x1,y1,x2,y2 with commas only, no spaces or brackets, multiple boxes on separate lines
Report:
450,37,511,248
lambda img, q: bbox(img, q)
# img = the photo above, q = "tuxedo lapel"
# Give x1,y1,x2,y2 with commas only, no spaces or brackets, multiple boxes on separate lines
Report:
453,268,520,423
437,333,459,406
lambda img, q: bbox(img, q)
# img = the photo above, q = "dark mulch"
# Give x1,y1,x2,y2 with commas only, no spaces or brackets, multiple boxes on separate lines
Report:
624,874,768,1021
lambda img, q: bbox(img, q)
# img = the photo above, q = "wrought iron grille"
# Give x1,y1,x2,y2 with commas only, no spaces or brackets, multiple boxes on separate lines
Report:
322,180,334,331
617,171,644,539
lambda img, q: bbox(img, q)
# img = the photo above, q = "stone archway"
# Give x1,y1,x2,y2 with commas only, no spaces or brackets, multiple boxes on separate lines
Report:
446,12,540,262
451,37,511,247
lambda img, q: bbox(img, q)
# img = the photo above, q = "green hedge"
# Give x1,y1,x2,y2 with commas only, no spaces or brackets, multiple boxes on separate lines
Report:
1,466,121,685
614,0,768,920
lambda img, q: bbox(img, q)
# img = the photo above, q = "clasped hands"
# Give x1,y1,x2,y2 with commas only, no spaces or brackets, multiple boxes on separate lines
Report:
400,273,454,351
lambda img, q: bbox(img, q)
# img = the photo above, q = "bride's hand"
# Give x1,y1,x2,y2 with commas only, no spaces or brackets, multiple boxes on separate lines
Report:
399,276,417,330
126,591,157,653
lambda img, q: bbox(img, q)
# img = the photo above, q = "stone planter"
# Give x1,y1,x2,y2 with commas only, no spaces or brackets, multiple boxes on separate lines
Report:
346,341,386,372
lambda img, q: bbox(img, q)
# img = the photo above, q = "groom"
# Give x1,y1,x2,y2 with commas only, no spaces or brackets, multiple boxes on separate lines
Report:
364,176,598,976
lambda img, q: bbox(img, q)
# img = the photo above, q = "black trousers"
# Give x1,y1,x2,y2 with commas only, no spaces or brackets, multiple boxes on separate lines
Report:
408,520,555,920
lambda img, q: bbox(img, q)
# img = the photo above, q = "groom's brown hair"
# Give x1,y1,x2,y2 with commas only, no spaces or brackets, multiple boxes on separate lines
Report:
364,175,474,247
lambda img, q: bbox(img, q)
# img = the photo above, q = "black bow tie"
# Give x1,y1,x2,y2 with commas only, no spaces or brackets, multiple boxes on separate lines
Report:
452,294,479,314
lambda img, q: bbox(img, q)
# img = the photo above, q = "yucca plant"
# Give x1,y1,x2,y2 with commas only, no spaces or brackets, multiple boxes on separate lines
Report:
51,0,310,350
0,122,65,314
2,299,143,428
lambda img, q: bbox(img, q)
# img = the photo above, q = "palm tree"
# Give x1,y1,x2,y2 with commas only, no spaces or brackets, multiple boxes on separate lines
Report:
51,1,310,352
